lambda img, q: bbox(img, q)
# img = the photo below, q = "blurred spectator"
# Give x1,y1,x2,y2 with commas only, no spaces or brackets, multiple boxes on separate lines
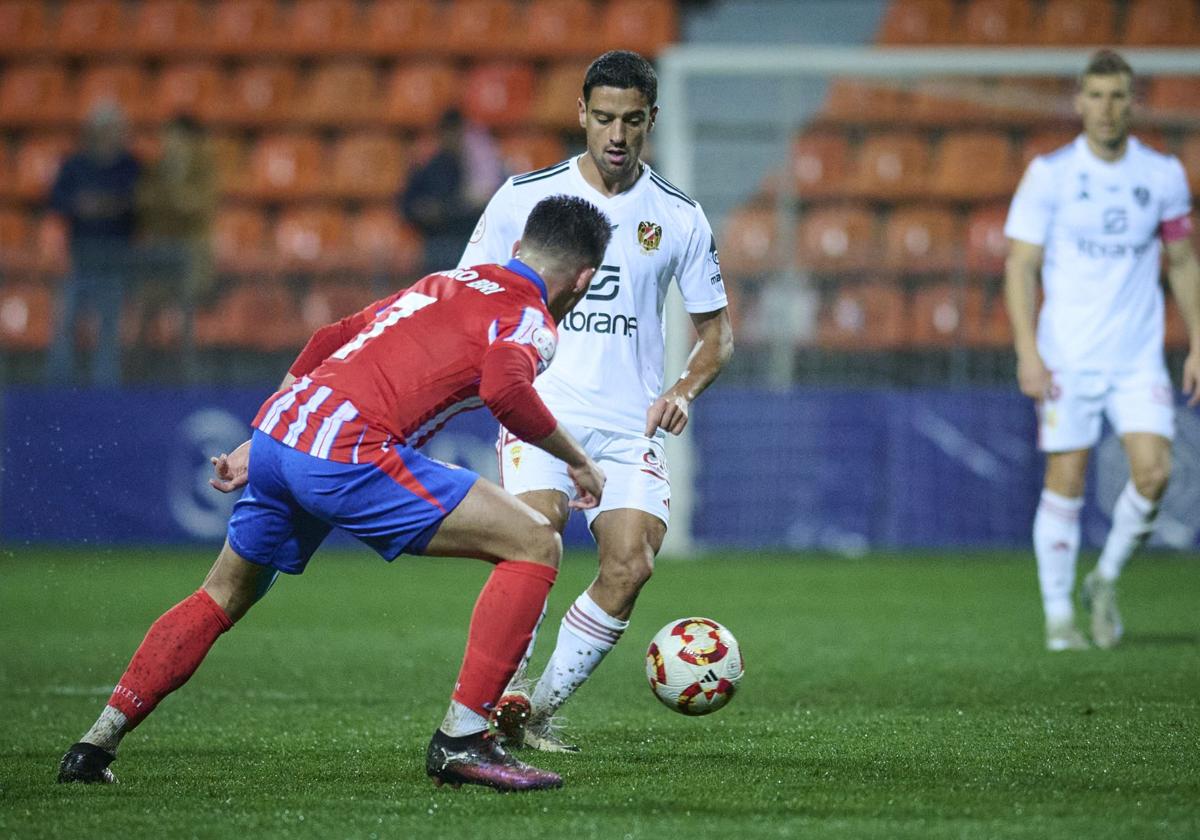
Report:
46,102,141,386
399,109,505,275
135,114,217,380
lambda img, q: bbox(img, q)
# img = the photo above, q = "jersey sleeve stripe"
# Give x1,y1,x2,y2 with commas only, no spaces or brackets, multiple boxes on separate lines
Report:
512,161,571,185
649,173,697,206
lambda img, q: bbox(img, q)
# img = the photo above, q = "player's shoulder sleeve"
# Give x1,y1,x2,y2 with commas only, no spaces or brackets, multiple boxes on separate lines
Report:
488,296,558,374
673,197,729,314
457,177,524,268
1158,152,1192,222
1004,155,1058,246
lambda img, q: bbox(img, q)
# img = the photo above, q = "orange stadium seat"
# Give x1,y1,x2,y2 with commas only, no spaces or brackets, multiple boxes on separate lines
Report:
13,134,74,201
719,205,783,278
211,0,281,55
851,132,930,201
518,0,598,58
1038,0,1115,45
1019,128,1076,168
875,0,956,44
788,132,852,200
882,206,961,274
213,206,271,276
349,205,424,275
820,79,911,127
56,0,124,54
909,76,996,126
599,0,677,57
301,62,380,125
930,130,1017,201
0,64,72,126
462,62,537,129
964,203,1009,276
909,283,987,347
795,205,879,273
239,133,325,200
221,63,299,126
444,0,517,55
499,132,568,176
75,63,150,123
362,0,439,55
382,62,461,128
197,280,305,351
274,206,349,271
331,132,407,200
0,207,32,269
816,282,907,350
532,61,588,130
32,213,69,276
153,63,226,122
0,142,10,201
208,133,247,195
301,279,377,332
132,0,205,55
961,0,1032,44
286,0,362,55
1178,133,1200,197
989,76,1072,127
0,280,53,350
0,0,49,53
1148,77,1200,127
1123,0,1198,46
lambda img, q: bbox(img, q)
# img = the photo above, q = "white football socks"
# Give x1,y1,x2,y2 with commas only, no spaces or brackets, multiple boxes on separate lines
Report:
531,592,627,719
439,700,489,738
1033,489,1084,623
81,704,128,754
1096,481,1158,582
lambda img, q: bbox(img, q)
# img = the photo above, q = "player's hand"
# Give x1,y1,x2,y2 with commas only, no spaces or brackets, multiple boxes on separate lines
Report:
209,439,251,493
1016,353,1053,401
1183,349,1200,407
645,393,690,437
567,458,605,510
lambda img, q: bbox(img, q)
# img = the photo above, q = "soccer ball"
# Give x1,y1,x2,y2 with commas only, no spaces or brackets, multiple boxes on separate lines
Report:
645,617,743,716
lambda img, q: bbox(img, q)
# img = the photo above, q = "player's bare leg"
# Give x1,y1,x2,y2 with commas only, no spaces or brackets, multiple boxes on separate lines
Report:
1085,433,1172,648
421,479,564,791
1037,449,1091,651
518,508,666,752
58,543,273,783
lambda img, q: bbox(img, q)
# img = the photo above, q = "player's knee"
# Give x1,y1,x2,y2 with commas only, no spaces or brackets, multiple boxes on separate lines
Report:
600,550,654,596
1131,460,1170,501
521,521,562,569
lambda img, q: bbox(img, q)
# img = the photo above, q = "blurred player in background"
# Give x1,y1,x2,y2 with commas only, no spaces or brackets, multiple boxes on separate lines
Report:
460,50,734,751
1004,50,1200,652
57,196,612,792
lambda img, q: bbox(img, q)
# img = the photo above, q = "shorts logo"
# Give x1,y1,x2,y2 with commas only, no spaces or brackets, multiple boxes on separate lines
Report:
637,221,662,254
509,443,523,469
641,447,668,481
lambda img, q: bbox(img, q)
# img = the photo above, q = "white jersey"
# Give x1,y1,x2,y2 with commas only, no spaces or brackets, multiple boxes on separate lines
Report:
459,155,728,435
1004,135,1192,372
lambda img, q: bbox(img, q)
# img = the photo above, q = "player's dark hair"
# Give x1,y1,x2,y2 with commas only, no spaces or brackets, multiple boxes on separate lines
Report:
522,195,612,270
1081,49,1133,86
583,50,658,106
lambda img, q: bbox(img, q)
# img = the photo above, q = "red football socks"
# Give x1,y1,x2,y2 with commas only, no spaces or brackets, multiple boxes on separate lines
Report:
452,560,557,717
108,589,233,729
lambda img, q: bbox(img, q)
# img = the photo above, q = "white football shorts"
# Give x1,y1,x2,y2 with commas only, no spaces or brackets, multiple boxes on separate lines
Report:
497,421,671,528
1038,366,1176,452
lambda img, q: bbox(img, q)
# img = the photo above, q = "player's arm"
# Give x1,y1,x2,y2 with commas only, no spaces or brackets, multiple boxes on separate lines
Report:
479,342,605,508
1004,238,1050,400
1165,234,1200,406
645,307,734,437
210,293,404,492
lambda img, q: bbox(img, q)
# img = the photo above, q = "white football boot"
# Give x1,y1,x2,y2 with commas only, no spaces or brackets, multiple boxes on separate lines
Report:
1082,570,1123,650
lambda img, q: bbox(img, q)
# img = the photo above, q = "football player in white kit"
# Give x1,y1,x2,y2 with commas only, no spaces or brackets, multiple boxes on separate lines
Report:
458,50,733,750
1005,50,1200,652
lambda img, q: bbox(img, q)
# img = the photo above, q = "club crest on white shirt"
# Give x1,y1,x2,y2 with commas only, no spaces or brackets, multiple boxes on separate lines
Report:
637,220,662,253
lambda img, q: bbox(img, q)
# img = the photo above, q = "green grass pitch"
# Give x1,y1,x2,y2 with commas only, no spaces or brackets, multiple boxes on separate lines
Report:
1,546,1197,839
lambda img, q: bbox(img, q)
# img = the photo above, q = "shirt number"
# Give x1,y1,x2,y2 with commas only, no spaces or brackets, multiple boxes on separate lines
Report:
332,292,437,360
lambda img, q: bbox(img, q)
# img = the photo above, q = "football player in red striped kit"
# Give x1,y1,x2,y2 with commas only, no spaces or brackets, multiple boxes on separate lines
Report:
57,195,612,793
